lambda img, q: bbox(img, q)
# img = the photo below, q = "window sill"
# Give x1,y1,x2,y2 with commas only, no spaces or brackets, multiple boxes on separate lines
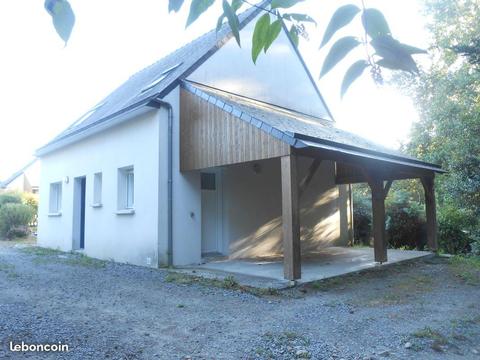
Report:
116,209,135,215
91,203,103,208
48,212,62,217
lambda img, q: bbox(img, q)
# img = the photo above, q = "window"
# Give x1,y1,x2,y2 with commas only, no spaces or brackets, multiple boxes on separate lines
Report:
201,173,216,190
117,166,134,211
68,101,107,129
49,182,62,214
140,62,183,93
126,170,134,209
93,172,102,206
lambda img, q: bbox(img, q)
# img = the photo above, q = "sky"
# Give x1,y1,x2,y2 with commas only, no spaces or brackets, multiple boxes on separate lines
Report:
0,0,430,179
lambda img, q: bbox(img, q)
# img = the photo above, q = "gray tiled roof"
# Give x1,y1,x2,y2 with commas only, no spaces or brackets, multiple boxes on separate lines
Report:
40,1,267,150
182,81,444,172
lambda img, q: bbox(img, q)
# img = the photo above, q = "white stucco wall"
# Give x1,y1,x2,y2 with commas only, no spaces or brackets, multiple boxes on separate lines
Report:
188,19,331,120
37,88,202,268
221,157,351,259
166,88,202,266
37,109,163,267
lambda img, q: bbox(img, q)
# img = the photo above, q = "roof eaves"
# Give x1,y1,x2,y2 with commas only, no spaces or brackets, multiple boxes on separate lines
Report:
296,135,445,173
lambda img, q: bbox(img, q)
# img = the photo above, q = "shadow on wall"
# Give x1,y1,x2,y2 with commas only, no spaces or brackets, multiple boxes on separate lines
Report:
226,157,347,259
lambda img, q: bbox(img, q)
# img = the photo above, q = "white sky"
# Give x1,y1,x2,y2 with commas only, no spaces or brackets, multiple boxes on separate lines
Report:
0,0,429,179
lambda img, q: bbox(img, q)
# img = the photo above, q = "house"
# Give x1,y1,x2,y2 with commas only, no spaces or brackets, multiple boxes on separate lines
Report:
1,159,40,194
36,2,443,281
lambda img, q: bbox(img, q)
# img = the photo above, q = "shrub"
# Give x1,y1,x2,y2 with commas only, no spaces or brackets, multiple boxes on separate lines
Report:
21,193,38,213
438,205,475,255
0,193,22,209
0,203,35,239
385,191,426,250
353,190,371,245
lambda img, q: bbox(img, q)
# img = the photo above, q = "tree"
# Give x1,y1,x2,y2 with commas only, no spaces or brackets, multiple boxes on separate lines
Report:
397,0,480,245
43,0,426,96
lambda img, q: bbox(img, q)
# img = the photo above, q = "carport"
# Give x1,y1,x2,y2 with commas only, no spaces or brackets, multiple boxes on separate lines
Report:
180,80,444,282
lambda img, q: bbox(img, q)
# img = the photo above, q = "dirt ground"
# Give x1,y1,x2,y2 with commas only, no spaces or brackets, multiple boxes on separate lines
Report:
0,240,479,360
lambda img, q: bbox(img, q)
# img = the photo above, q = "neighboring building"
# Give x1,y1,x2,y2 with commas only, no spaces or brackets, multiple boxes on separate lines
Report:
36,3,443,280
0,159,40,194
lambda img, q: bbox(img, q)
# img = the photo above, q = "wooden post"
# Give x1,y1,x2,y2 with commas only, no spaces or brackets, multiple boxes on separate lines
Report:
369,178,388,263
421,175,438,251
281,154,301,280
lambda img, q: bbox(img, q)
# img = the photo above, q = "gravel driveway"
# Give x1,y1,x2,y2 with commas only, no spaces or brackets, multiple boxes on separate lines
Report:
0,240,479,360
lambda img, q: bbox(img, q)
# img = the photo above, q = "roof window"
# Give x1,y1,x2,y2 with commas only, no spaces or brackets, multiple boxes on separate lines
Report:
141,62,183,93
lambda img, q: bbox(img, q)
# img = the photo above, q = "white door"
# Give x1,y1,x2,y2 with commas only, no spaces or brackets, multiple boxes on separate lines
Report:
201,171,222,254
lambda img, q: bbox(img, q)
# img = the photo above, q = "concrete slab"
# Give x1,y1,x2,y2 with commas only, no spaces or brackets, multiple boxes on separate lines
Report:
178,247,432,289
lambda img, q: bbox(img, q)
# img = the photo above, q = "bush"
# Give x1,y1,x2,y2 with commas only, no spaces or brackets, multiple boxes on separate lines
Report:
0,203,35,239
353,190,372,245
438,205,476,255
385,191,426,250
21,193,38,213
0,192,22,209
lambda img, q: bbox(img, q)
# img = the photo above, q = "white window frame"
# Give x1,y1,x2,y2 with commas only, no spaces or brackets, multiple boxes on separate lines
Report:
49,182,62,215
125,169,134,209
92,172,103,207
117,166,135,214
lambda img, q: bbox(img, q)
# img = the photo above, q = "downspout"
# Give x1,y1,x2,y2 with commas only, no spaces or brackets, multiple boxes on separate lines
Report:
152,98,174,267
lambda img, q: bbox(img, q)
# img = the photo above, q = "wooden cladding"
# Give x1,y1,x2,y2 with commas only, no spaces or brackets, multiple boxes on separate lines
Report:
180,89,290,171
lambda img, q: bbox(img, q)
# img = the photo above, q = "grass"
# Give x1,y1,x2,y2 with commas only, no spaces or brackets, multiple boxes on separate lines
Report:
19,246,63,256
64,254,107,268
164,271,280,297
413,327,448,344
19,246,107,268
449,255,480,285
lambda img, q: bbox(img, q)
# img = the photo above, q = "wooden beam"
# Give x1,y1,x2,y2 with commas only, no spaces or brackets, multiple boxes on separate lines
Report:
359,170,390,262
421,175,438,251
298,158,322,198
366,175,388,263
281,154,301,281
384,180,393,199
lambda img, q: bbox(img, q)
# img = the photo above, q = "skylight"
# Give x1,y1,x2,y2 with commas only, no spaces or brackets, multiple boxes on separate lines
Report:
141,62,183,93
68,101,107,129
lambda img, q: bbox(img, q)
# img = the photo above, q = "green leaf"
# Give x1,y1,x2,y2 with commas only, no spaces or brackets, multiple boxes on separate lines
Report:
168,0,185,12
289,25,299,47
271,0,305,9
252,14,271,63
320,4,361,48
371,35,419,73
44,0,75,44
223,0,241,46
231,0,244,11
341,60,369,97
361,8,391,38
283,13,317,26
216,0,243,32
186,0,215,27
320,36,361,78
264,19,283,52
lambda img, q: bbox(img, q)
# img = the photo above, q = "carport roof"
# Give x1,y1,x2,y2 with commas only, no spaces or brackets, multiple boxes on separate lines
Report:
181,80,444,174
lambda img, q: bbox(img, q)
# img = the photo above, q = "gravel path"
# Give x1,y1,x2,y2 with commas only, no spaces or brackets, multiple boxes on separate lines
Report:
0,240,479,360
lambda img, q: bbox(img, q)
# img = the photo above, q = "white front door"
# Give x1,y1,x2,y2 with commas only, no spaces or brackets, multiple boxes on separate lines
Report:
201,171,222,255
